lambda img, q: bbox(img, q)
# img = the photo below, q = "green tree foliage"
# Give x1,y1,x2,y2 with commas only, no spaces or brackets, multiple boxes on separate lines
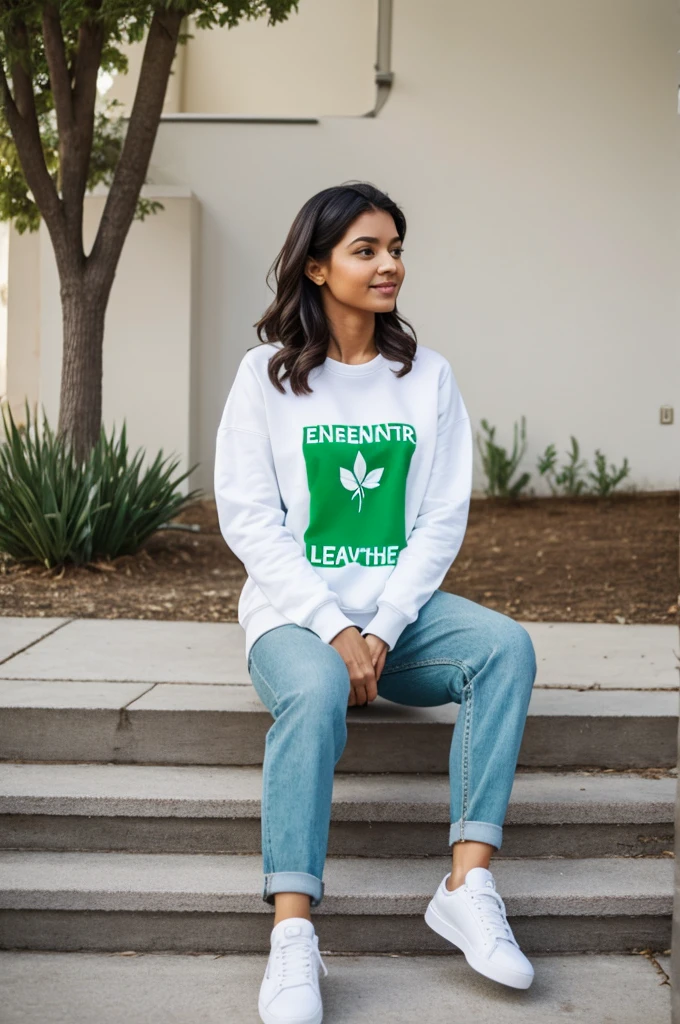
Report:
0,2,299,460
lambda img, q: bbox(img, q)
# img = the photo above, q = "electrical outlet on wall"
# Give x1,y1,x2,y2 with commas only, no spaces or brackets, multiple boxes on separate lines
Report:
660,406,674,424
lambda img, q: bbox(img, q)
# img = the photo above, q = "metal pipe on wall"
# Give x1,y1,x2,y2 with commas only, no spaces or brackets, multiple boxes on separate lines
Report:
363,0,394,117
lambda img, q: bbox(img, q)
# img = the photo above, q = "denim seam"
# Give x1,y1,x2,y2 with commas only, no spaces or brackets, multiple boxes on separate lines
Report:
451,819,502,829
249,657,278,897
262,741,275,894
460,678,474,841
380,656,475,681
248,656,281,717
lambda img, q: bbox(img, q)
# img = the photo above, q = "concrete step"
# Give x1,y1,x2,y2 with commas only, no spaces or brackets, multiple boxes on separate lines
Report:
0,762,675,858
1,681,677,768
2,618,677,690
0,850,672,955
0,949,672,1024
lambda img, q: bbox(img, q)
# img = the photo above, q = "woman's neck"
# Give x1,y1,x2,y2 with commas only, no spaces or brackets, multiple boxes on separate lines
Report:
325,309,377,364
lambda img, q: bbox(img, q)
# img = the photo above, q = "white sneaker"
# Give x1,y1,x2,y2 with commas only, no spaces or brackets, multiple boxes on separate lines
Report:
258,917,328,1024
424,866,534,989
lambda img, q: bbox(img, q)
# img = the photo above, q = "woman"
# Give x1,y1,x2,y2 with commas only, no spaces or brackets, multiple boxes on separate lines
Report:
214,182,537,1024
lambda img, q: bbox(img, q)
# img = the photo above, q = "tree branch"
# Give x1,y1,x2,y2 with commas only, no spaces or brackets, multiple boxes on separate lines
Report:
0,20,65,253
87,8,183,289
41,5,74,133
45,2,105,250
71,0,104,172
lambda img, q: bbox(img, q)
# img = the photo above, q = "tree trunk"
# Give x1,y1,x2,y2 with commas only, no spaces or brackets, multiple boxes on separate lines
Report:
0,6,184,462
57,277,108,463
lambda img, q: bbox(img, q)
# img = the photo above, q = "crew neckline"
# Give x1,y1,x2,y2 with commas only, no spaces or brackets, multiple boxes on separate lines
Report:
323,350,387,376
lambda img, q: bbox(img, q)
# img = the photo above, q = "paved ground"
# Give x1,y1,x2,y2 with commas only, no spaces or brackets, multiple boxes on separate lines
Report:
1,616,676,1022
0,950,671,1024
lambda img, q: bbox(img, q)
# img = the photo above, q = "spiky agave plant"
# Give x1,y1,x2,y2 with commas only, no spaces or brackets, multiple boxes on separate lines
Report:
0,399,203,568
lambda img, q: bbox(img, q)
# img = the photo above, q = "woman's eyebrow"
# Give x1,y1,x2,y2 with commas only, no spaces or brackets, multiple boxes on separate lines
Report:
346,235,402,247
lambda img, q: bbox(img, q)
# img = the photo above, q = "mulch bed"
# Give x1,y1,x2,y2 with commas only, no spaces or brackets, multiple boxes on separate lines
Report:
0,492,677,625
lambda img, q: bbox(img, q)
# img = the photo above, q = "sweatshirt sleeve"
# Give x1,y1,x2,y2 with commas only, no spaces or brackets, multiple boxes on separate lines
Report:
359,361,473,652
214,354,359,646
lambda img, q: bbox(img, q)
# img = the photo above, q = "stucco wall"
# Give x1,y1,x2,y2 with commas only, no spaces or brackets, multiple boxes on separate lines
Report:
106,0,377,118
149,0,680,494
7,0,679,497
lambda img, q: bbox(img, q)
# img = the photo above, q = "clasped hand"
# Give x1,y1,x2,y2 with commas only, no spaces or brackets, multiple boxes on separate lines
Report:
330,626,388,706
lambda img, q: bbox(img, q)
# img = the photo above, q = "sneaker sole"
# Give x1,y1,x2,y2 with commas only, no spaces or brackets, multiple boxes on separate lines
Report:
424,899,534,990
258,994,323,1024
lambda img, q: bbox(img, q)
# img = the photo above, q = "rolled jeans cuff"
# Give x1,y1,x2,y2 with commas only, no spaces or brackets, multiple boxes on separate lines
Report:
263,871,325,908
449,819,503,850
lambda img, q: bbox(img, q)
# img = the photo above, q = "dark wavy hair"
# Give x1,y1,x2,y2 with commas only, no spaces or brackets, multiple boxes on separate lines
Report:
253,181,418,395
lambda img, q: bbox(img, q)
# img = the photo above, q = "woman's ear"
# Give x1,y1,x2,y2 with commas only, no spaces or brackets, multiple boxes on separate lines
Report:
305,256,325,286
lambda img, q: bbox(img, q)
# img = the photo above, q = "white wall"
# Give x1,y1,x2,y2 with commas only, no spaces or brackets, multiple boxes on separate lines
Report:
0,221,9,400
181,1,376,116
7,0,679,497
3,224,39,425
105,0,376,118
146,0,679,495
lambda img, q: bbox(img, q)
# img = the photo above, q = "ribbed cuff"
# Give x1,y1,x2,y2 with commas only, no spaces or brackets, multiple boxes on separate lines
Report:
306,600,358,645
360,601,411,652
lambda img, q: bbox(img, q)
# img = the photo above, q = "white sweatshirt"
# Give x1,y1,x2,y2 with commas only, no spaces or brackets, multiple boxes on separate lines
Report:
214,340,473,662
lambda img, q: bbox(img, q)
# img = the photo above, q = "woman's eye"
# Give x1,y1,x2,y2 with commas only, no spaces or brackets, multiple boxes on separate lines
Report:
357,247,404,257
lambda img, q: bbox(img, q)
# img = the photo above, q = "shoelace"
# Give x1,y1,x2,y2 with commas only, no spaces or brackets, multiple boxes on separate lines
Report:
467,886,517,946
276,936,329,987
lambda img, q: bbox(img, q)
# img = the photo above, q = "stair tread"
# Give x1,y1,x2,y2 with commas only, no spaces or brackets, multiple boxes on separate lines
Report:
0,763,675,822
0,851,673,915
0,949,671,1024
1,618,676,689
1,679,678,714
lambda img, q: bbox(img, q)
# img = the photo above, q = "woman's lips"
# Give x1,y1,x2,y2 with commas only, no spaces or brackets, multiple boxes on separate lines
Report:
371,283,396,293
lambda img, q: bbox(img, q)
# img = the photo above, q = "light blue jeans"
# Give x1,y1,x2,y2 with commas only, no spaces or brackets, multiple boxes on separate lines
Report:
246,588,537,908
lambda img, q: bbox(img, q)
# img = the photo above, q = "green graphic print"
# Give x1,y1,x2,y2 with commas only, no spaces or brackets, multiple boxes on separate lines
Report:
302,422,417,568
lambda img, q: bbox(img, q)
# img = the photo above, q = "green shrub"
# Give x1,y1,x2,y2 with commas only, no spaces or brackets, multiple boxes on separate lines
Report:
586,449,631,497
537,436,589,495
538,437,631,497
0,399,203,568
476,416,531,498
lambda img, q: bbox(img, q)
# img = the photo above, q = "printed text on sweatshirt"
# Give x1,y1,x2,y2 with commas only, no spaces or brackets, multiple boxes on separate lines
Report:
214,341,473,661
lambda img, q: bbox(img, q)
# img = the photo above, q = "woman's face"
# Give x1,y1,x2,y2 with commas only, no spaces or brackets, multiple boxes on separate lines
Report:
305,208,405,314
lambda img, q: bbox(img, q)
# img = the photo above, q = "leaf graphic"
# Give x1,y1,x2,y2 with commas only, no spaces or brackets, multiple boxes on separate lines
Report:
353,451,367,485
362,468,384,489
340,468,358,491
338,449,384,513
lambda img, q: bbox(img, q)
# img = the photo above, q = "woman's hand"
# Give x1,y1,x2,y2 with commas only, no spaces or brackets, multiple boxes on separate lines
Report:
363,632,389,685
330,627,389,706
